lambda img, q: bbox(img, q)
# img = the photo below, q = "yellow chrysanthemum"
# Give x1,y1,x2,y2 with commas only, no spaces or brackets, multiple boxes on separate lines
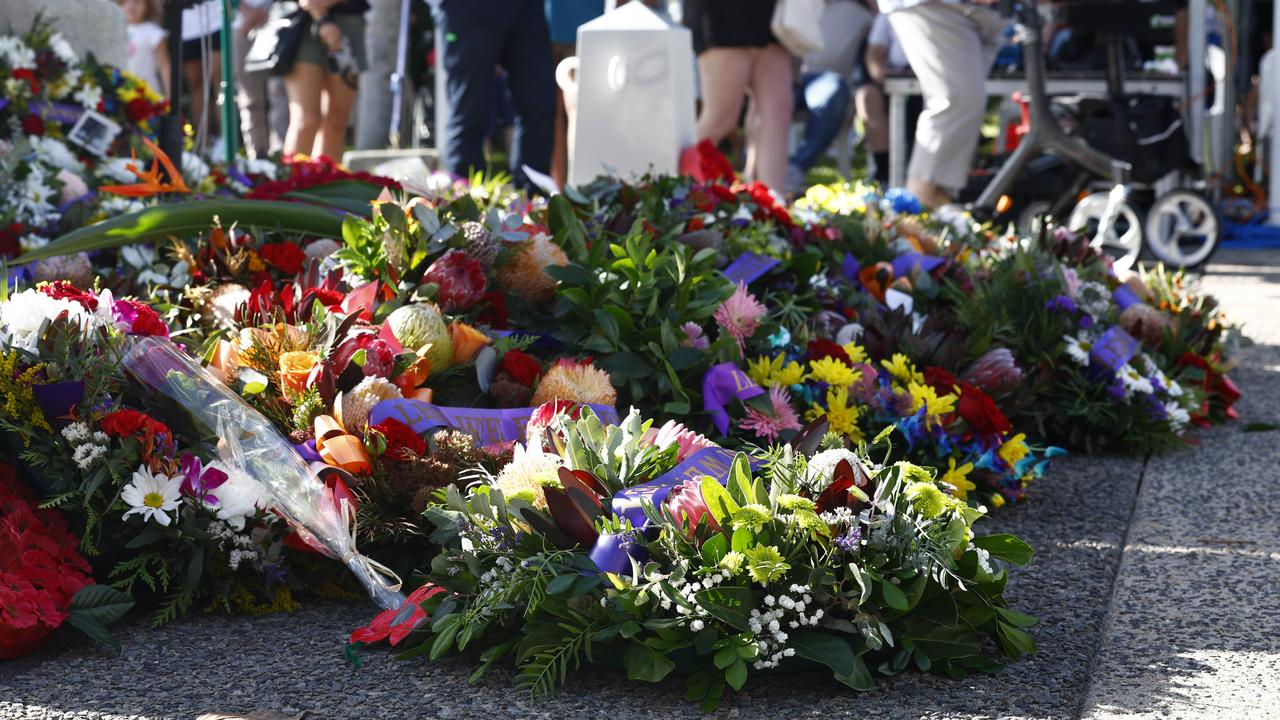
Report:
999,433,1030,468
747,354,783,387
774,360,805,386
908,382,957,420
808,356,860,388
881,353,923,385
988,493,1006,509
940,457,977,499
821,386,863,442
842,343,868,364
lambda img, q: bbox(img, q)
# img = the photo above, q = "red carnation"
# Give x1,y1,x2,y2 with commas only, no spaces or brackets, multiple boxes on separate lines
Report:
423,250,487,312
38,281,98,311
807,338,850,365
955,381,1012,438
259,242,306,276
21,114,44,136
499,350,542,388
113,299,168,337
370,418,427,462
99,409,172,445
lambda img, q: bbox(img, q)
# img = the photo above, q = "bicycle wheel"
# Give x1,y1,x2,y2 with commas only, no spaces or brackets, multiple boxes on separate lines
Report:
1144,190,1220,269
1068,192,1144,271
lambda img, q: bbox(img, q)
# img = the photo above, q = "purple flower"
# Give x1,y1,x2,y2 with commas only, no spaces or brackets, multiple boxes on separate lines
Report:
834,526,862,553
1106,380,1127,403
1078,315,1094,329
1045,294,1078,314
179,452,228,504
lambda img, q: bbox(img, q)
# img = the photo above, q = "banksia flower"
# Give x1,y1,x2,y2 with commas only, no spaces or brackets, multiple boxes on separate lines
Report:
531,361,617,408
458,221,499,269
335,376,401,432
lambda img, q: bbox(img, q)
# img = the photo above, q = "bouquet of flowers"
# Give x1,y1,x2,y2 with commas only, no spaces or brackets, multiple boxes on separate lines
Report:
351,411,1036,710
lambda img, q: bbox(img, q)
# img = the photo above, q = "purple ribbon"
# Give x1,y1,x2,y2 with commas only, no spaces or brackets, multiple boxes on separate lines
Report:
842,252,861,282
368,398,620,446
1113,286,1142,311
1088,326,1140,379
702,362,765,436
588,532,641,574
294,439,323,463
722,252,779,285
28,101,84,125
891,252,945,279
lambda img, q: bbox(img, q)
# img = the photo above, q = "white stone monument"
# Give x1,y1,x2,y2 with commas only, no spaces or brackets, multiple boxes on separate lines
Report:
2,0,128,69
556,3,696,188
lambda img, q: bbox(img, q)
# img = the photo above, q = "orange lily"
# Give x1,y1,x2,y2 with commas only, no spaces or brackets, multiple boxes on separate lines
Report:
100,137,191,197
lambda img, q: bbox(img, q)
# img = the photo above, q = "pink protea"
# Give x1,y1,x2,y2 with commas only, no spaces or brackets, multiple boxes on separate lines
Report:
714,282,767,352
424,249,487,312
646,419,716,462
960,348,1023,396
681,322,710,350
737,385,801,443
665,478,721,537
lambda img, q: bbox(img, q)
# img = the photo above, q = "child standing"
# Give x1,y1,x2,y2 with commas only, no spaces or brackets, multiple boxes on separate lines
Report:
118,0,170,98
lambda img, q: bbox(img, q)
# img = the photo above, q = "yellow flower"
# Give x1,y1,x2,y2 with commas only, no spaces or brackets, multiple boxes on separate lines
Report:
908,382,957,420
822,386,863,442
774,360,805,386
747,354,783,387
842,343,868,365
988,493,1006,509
940,457,977,499
247,252,266,272
881,353,922,385
0,351,51,434
808,356,859,388
999,433,1030,468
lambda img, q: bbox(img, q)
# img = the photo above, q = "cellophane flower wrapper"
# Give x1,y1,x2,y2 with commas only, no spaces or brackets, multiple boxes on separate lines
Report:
120,336,404,610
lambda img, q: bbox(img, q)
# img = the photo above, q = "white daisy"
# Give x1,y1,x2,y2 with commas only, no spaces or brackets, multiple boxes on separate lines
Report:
1118,364,1154,396
1165,401,1191,432
73,83,103,111
121,465,183,526
210,466,270,531
1063,334,1091,367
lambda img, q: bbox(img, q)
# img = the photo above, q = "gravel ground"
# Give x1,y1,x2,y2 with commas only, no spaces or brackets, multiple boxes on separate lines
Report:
5,251,1275,720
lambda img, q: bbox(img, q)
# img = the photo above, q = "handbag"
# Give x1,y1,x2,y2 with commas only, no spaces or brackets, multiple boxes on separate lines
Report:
770,0,825,57
244,1,309,76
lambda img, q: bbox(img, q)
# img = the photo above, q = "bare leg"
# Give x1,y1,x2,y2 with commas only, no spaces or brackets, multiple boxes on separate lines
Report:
856,83,889,153
316,71,358,160
696,48,753,143
283,62,325,157
746,44,794,193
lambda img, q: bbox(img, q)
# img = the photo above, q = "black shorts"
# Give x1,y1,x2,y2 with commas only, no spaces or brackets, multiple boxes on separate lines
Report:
181,30,222,61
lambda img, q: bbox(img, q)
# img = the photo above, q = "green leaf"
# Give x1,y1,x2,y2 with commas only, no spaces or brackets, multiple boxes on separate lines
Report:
20,200,346,264
64,612,120,653
68,584,134,626
694,627,719,655
624,641,676,682
880,581,909,610
724,657,748,690
546,574,577,595
995,607,1038,628
699,475,739,527
730,527,754,553
429,615,462,660
791,630,856,677
700,534,729,565
713,645,737,669
728,453,754,506
973,534,1034,566
997,623,1037,658
694,586,755,631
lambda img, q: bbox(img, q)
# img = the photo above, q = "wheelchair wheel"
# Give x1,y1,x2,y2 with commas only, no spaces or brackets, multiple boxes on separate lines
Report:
1144,190,1220,269
1016,200,1054,238
1068,192,1144,271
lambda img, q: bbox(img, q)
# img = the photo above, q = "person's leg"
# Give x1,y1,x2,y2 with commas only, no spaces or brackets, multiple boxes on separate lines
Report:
234,31,270,157
549,43,574,189
316,73,358,160
268,77,290,154
432,0,501,177
790,71,851,173
746,43,795,193
497,0,555,188
282,62,326,156
183,59,207,142
888,4,1000,207
206,50,223,140
856,82,890,184
696,48,753,143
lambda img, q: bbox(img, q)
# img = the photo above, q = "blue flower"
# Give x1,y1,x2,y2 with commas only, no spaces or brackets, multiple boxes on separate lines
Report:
769,326,791,348
884,188,923,215
1045,294,1078,314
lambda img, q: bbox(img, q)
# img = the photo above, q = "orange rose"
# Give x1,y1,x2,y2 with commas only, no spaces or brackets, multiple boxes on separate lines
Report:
279,350,322,401
450,321,491,364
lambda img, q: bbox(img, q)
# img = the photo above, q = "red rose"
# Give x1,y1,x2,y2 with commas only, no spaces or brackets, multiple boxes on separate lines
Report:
21,114,44,136
0,223,23,258
955,381,1012,438
807,338,850,365
499,350,542,388
124,97,153,122
369,418,426,462
38,281,98,311
259,242,306,275
923,367,958,394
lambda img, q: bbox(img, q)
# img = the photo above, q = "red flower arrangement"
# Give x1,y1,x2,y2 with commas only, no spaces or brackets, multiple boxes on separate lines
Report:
0,464,93,659
679,139,736,184
246,156,400,201
38,281,99,310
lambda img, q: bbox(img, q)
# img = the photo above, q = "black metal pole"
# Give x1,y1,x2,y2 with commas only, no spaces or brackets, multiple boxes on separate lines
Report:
159,0,186,182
